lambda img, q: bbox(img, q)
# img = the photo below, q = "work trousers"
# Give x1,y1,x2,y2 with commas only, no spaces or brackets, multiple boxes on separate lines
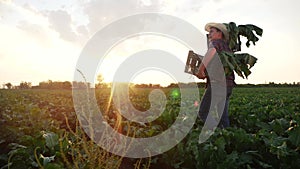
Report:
198,83,233,129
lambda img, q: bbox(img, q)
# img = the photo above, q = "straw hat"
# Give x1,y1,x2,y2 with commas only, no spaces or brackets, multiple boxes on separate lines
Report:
205,22,229,41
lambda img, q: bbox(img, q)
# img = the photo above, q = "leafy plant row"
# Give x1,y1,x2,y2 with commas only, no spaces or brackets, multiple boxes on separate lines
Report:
0,87,299,169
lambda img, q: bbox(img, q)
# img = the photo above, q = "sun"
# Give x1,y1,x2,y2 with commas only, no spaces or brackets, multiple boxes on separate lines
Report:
96,34,192,86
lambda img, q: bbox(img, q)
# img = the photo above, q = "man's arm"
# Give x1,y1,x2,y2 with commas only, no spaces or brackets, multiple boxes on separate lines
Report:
196,47,217,79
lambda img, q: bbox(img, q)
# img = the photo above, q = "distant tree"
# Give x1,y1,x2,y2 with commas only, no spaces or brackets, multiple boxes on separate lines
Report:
134,84,149,88
47,80,53,88
5,83,12,89
62,81,72,89
38,80,72,89
167,83,179,88
152,84,161,88
95,74,107,88
39,81,48,89
19,81,31,89
97,74,104,84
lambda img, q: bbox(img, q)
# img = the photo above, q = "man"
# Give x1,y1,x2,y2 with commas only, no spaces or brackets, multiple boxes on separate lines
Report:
197,22,236,129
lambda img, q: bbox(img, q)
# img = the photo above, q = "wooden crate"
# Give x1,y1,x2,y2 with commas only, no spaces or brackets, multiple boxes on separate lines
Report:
184,50,204,75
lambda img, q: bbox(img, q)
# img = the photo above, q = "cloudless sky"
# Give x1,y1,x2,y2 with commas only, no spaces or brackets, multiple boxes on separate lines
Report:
0,0,299,87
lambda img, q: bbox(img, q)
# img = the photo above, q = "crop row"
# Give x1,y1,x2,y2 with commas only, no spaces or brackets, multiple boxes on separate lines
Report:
0,87,299,168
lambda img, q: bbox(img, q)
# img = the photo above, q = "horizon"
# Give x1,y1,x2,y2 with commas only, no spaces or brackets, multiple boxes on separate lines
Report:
2,79,300,89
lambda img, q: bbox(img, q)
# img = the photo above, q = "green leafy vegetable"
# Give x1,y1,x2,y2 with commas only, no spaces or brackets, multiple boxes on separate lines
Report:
219,52,258,78
224,22,263,50
219,22,263,78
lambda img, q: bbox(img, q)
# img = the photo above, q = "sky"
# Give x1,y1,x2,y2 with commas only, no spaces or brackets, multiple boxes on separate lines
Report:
0,0,299,87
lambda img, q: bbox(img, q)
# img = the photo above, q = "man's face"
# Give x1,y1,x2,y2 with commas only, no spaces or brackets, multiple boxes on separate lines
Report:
208,27,223,41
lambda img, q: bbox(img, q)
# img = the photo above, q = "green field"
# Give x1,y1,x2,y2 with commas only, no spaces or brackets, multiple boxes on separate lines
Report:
0,87,299,169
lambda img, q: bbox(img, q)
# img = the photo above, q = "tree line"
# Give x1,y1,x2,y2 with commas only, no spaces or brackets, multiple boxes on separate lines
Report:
2,80,300,90
2,80,94,90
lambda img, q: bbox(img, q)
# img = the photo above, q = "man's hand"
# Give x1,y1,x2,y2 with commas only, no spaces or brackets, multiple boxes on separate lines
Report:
196,68,206,79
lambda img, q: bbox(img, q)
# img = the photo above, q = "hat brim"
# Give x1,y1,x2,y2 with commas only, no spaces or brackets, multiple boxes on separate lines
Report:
205,22,229,41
